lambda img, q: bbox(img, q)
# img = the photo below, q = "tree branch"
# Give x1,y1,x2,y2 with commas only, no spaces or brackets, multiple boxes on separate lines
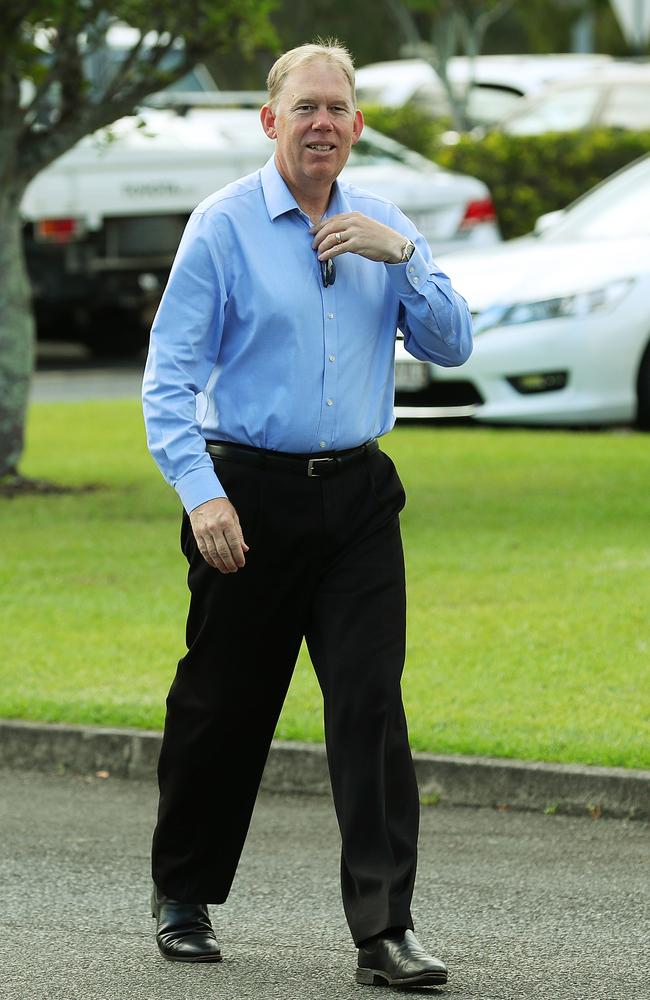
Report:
19,11,178,154
383,0,423,46
16,49,199,182
475,0,517,36
56,6,86,124
96,28,148,102
18,1,107,129
100,29,179,104
458,0,518,63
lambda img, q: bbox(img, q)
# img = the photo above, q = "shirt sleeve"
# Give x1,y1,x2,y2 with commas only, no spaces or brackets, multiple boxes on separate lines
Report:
382,209,473,367
142,209,228,513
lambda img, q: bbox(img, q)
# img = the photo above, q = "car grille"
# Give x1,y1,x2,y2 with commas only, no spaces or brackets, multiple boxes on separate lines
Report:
395,381,483,408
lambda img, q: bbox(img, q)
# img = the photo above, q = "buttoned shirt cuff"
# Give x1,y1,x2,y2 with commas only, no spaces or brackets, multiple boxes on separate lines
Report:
174,465,227,514
383,246,430,296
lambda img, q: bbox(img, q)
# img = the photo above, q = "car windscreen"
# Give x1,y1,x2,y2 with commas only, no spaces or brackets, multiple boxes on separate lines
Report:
466,86,524,126
348,138,407,166
348,130,437,173
502,83,603,134
601,83,650,129
542,159,650,240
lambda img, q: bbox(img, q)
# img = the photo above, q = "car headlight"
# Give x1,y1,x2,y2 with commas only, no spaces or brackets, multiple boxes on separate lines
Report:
473,277,635,335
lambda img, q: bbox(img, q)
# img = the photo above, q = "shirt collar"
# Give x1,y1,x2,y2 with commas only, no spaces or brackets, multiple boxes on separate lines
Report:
261,155,351,222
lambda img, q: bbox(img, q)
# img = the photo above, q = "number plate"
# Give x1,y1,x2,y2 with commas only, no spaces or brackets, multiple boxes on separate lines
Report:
394,361,430,391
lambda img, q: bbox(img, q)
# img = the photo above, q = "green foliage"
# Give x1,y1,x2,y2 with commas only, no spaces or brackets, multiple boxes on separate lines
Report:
361,102,450,158
436,130,650,238
267,0,397,71
363,105,650,238
221,0,618,89
2,1,277,183
7,2,278,77
493,0,634,57
403,0,516,28
197,0,645,87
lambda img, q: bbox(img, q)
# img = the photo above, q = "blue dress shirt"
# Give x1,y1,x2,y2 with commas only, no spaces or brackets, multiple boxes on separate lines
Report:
142,156,473,513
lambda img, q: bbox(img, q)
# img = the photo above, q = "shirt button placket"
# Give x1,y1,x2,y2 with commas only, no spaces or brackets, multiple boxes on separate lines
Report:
322,292,338,448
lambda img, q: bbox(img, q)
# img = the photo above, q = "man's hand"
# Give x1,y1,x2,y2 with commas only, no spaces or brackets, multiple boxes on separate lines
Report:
312,212,406,264
189,498,249,573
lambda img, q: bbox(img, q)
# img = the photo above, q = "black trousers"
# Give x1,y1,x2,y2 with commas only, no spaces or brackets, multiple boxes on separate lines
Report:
151,445,420,945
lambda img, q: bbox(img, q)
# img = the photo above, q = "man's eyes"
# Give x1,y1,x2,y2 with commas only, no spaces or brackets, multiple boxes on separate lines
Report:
294,104,349,113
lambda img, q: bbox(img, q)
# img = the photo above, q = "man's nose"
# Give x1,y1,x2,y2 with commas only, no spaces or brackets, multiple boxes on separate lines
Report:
312,108,334,129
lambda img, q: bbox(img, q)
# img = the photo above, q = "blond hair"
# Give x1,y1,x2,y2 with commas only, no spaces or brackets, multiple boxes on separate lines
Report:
266,39,356,111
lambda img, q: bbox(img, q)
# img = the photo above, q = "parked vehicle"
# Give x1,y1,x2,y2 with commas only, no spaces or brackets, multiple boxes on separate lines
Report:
394,155,650,428
21,100,500,356
490,63,650,135
355,54,614,128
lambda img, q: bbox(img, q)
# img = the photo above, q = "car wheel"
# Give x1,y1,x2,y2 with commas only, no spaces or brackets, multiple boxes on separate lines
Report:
636,341,650,431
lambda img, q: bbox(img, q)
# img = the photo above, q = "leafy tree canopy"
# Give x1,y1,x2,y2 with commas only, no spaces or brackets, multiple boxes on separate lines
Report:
0,0,276,485
0,0,277,186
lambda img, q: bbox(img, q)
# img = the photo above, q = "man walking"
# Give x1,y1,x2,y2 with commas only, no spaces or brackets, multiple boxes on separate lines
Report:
142,40,472,988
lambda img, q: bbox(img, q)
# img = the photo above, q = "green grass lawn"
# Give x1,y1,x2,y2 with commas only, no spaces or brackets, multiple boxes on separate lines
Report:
1,400,649,769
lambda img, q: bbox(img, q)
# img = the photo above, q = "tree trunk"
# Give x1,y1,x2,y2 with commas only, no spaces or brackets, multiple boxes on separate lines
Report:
0,184,35,479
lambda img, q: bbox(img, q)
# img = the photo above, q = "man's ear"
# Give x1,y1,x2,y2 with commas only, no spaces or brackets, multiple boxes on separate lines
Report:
260,104,277,139
351,108,364,146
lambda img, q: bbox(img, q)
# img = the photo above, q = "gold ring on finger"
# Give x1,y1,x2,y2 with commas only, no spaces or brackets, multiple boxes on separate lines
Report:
334,231,342,243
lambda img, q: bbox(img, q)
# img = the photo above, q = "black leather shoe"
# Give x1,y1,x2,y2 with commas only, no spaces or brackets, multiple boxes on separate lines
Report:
151,885,222,963
357,929,448,988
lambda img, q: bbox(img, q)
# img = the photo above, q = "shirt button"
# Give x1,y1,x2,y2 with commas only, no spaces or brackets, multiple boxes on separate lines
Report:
319,441,327,449
327,312,334,320
329,354,336,363
327,399,333,406
408,266,415,274
413,276,419,284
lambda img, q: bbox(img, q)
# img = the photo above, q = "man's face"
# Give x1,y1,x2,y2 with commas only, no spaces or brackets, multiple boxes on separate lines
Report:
261,58,363,197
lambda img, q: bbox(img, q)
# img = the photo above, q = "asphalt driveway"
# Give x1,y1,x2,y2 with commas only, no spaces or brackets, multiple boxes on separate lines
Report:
0,769,646,1000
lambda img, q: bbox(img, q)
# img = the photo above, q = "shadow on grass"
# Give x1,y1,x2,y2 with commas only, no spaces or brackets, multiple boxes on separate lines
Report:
0,474,104,499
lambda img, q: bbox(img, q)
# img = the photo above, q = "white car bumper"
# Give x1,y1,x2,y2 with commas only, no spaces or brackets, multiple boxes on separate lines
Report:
395,306,645,425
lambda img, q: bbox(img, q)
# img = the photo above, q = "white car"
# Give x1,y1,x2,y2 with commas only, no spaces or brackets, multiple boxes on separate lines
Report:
493,64,650,135
355,55,614,128
395,155,650,428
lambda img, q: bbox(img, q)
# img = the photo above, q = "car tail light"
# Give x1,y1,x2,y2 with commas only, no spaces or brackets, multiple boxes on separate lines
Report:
458,198,497,230
35,218,82,244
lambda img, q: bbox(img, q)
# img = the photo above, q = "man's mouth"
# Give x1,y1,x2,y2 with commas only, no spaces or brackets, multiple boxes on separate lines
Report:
306,144,335,151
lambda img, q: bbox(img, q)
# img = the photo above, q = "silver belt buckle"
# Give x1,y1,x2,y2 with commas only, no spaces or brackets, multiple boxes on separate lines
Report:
307,457,333,477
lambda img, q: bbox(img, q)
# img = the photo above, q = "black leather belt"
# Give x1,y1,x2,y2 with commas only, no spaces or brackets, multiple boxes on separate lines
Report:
206,438,378,477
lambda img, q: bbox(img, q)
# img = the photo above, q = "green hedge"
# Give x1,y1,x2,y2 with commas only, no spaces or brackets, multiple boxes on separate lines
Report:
361,103,450,161
361,105,650,240
437,130,650,239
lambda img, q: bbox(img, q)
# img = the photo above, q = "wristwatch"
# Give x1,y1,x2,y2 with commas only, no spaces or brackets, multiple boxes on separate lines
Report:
399,238,416,263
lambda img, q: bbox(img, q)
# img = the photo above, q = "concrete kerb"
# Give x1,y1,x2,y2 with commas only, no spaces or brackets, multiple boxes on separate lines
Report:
1,718,648,820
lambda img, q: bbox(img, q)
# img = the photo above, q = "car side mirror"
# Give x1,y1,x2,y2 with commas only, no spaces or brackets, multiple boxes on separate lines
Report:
534,209,564,236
